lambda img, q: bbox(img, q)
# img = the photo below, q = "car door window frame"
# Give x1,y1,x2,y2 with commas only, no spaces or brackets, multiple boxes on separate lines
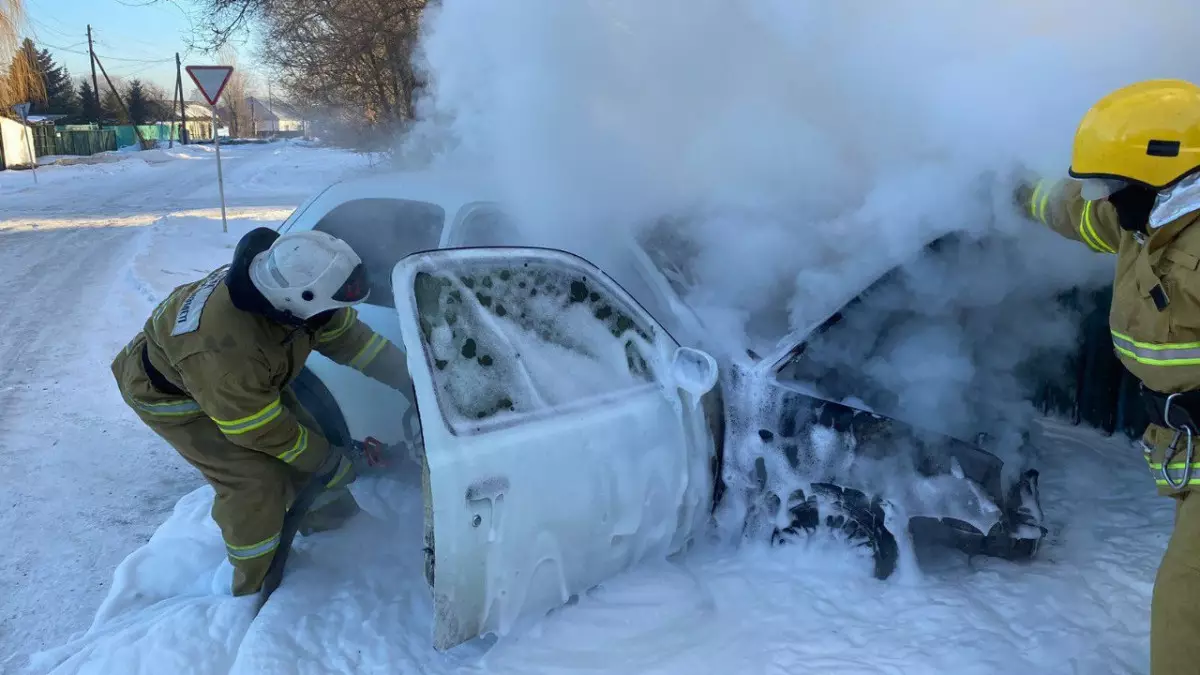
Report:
396,246,681,438
447,201,523,247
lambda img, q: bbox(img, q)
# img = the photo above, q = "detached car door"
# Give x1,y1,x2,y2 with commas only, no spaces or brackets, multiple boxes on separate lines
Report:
391,247,722,651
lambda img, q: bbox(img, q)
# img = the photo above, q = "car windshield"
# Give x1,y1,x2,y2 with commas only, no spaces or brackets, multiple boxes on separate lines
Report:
313,198,446,307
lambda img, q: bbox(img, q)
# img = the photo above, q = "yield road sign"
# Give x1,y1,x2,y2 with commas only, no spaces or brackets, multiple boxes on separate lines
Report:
186,66,234,106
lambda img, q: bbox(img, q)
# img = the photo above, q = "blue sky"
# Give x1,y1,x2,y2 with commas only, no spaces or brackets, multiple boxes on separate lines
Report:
23,0,263,96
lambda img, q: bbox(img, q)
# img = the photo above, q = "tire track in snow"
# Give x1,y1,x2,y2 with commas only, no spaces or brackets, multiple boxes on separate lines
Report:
0,223,202,671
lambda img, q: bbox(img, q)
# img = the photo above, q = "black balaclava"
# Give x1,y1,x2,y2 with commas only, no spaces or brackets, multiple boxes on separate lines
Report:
1108,184,1159,235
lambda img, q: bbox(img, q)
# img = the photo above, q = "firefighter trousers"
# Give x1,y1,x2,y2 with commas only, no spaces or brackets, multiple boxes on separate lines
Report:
1153,491,1200,674
114,344,357,596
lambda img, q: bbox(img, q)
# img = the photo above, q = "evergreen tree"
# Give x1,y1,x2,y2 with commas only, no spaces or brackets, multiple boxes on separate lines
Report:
78,78,102,124
127,80,150,125
102,87,127,124
33,48,75,114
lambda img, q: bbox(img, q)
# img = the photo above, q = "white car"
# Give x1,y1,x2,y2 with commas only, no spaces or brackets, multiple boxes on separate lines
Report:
276,170,1047,650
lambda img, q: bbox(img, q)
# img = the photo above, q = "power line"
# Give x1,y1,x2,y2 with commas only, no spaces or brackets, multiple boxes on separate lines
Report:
28,16,82,43
95,53,176,64
36,41,92,57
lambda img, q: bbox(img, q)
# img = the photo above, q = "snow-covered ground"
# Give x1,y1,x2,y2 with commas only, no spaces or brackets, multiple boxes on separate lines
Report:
0,142,374,672
0,140,1176,674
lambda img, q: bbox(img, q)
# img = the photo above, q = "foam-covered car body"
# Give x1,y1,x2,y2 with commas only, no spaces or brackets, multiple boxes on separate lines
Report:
279,171,1046,649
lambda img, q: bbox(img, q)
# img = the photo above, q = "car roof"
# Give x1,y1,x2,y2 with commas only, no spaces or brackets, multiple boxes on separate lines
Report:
298,169,500,223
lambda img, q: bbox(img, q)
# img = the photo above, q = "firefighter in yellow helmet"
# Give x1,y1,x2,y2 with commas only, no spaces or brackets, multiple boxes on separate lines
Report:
1015,79,1200,674
111,227,414,597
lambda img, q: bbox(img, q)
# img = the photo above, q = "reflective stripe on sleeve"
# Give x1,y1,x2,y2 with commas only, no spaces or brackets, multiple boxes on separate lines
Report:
1112,330,1200,367
212,398,283,435
226,532,281,561
350,333,387,371
318,309,357,344
1078,201,1117,254
1029,181,1051,225
325,457,352,488
276,426,310,465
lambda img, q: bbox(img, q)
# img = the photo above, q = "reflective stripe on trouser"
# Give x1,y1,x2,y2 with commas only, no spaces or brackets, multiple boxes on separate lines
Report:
1153,492,1200,674
226,532,281,561
134,411,299,595
1113,331,1200,367
115,350,333,594
117,387,318,596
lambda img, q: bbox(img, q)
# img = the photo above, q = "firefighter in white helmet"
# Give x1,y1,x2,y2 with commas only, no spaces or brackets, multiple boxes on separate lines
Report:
111,227,413,596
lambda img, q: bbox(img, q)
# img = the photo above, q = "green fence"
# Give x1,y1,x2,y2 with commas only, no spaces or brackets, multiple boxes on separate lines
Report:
56,128,117,156
26,126,118,158
111,124,183,148
30,126,56,157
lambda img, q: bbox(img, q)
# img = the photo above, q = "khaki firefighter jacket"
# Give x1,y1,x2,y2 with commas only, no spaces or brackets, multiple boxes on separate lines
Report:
123,260,411,475
1020,177,1200,492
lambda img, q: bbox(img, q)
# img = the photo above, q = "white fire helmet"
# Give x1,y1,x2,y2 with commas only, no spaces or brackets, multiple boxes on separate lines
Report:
249,230,370,320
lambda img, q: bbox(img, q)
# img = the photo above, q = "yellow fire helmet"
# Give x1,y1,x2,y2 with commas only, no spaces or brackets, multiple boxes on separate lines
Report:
1069,79,1200,190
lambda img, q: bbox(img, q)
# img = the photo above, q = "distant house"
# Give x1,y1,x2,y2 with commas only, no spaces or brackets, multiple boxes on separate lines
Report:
246,96,308,138
0,117,35,169
181,102,218,141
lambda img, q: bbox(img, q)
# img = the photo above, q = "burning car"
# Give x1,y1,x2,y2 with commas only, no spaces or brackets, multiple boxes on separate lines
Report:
275,171,1047,649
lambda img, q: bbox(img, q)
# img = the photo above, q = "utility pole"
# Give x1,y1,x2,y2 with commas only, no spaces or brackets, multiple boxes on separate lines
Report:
175,53,186,145
87,25,100,122
169,57,178,148
92,52,148,149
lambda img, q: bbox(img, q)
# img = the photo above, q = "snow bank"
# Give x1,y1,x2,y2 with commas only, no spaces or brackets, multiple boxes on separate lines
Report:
1,141,371,204
125,209,293,306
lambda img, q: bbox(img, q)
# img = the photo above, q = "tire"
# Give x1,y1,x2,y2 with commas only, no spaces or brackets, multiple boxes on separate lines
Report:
290,367,351,447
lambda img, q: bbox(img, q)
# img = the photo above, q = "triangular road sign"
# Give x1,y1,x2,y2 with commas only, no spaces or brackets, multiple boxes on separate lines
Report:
186,66,235,106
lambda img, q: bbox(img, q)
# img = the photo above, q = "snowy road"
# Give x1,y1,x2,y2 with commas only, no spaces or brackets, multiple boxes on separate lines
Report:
0,143,372,670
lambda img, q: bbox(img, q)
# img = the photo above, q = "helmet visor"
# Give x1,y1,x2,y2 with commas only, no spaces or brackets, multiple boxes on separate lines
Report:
331,263,371,303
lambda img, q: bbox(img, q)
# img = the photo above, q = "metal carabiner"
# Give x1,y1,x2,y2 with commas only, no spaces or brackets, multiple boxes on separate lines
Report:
1165,392,1183,431
1163,425,1196,491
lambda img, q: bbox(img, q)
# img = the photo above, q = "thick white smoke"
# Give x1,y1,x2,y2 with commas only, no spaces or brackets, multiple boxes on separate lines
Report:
399,0,1200,537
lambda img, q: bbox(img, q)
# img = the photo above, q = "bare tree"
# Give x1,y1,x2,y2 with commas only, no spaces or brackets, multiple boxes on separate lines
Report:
0,4,46,111
216,46,252,137
188,0,428,148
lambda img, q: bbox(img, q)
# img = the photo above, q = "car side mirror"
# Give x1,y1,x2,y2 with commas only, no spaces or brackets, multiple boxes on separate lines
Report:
671,346,719,397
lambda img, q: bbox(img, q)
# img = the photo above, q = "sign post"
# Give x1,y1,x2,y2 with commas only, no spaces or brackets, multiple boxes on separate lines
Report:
12,102,37,184
185,65,235,233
